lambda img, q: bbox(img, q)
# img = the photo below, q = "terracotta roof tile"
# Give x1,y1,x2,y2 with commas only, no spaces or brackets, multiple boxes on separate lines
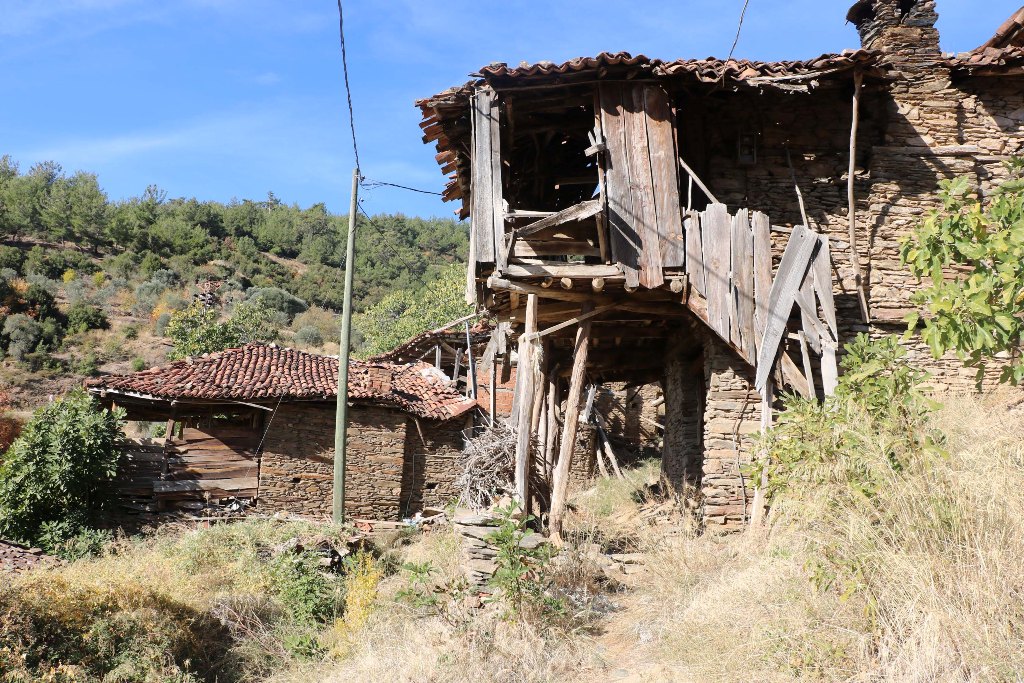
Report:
85,344,476,422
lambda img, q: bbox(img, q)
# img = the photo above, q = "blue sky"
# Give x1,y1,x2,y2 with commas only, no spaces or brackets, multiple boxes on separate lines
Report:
1,0,1018,219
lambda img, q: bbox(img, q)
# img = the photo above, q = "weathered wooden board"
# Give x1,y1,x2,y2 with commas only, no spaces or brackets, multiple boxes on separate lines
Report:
702,203,732,342
731,209,755,361
684,210,705,296
599,84,641,288
471,88,500,267
821,339,839,396
624,87,664,289
516,200,601,239
644,85,684,271
153,477,258,494
755,224,818,392
751,211,772,356
488,90,505,273
796,274,822,355
811,235,838,339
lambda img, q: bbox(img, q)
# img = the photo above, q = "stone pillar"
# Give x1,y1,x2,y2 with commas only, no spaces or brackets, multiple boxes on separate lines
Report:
701,343,761,529
662,338,704,493
846,0,940,59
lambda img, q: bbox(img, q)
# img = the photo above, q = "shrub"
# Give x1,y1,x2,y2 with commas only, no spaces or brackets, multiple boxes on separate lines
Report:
294,325,324,348
61,268,76,284
0,245,26,273
124,324,139,340
247,287,308,322
131,357,146,372
73,352,100,377
2,313,42,361
0,389,124,547
166,301,278,360
65,302,109,334
154,312,172,337
91,270,106,287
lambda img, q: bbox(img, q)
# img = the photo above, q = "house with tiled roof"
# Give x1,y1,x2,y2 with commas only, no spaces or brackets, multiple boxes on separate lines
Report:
416,1,1024,530
86,343,477,519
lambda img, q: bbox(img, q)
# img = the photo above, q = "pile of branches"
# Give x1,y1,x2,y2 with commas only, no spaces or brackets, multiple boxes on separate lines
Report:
456,421,516,510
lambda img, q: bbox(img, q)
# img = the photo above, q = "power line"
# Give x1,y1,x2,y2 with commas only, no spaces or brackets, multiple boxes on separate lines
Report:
360,177,443,196
336,0,360,171
726,0,752,64
356,199,419,273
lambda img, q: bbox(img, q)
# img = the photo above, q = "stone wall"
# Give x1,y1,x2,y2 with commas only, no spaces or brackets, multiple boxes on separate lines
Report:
259,403,466,520
678,13,1024,392
700,344,762,529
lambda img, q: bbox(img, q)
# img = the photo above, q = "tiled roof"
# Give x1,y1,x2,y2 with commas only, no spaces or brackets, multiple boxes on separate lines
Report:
85,344,476,422
948,7,1024,73
0,540,54,573
977,7,1024,50
370,319,491,364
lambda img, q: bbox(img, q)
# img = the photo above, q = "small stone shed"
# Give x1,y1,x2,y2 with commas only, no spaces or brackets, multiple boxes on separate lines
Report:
86,343,476,519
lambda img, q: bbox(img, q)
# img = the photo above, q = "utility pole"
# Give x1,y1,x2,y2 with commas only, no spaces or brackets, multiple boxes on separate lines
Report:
333,167,359,523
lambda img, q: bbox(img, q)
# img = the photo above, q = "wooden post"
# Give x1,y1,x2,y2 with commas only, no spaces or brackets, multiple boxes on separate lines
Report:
488,362,497,427
549,301,594,543
748,380,773,530
464,321,478,401
513,294,539,506
544,371,558,480
848,70,870,323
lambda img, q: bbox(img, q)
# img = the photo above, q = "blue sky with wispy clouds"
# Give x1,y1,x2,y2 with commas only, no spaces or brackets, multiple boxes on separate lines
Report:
1,0,1017,218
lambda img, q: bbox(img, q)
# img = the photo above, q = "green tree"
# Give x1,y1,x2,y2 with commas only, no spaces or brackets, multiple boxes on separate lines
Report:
166,300,278,360
900,159,1024,384
355,263,471,357
0,389,124,546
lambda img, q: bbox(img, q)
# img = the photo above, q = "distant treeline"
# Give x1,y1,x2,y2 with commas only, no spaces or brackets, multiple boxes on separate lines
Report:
0,156,468,311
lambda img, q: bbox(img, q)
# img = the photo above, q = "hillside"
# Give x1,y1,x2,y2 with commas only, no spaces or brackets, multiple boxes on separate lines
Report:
0,157,468,410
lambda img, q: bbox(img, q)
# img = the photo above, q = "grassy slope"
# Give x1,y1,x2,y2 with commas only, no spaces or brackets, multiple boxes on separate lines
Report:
3,393,1022,682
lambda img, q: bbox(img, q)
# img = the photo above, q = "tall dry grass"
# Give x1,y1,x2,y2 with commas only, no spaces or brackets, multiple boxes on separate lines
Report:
592,392,1024,682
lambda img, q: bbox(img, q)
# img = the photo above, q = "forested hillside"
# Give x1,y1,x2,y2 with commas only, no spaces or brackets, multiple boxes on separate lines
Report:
0,156,468,409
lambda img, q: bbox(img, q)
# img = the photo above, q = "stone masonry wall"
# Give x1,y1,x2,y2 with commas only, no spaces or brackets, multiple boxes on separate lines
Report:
701,344,762,529
401,416,470,513
681,36,1024,391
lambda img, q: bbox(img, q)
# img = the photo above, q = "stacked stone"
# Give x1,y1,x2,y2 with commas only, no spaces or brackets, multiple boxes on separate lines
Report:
453,510,547,590
0,541,54,573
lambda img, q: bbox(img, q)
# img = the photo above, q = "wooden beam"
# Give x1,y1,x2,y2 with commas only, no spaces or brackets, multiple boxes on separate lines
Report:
513,294,540,506
549,301,594,543
526,303,619,342
503,263,622,279
848,69,871,323
515,200,601,239
678,156,720,205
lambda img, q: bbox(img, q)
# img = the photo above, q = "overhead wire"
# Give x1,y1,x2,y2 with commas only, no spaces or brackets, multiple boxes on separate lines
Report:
336,0,361,172
356,199,420,273
360,178,443,196
725,0,752,64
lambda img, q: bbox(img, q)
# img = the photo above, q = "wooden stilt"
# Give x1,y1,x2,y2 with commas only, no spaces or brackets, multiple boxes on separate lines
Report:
544,371,558,480
513,294,539,507
549,301,594,543
748,379,773,530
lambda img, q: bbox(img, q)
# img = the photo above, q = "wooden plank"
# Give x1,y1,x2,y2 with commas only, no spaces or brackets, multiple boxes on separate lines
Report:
471,89,496,265
488,91,506,272
626,85,664,289
592,95,611,264
780,352,814,399
516,200,601,238
599,83,640,288
731,209,756,360
678,156,720,205
811,235,838,340
796,274,822,355
153,477,258,493
798,331,817,400
684,210,705,296
751,211,772,357
702,203,732,342
643,85,684,271
526,303,619,341
754,224,818,392
503,263,621,278
821,338,839,396
512,241,600,258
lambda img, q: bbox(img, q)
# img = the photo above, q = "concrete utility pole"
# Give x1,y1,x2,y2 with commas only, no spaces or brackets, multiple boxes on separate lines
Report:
333,167,359,523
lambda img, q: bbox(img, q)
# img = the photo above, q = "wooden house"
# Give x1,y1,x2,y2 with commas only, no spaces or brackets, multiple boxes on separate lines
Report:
416,1,1024,529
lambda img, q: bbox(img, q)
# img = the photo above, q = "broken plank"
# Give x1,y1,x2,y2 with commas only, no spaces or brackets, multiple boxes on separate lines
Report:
153,477,258,493
516,200,601,239
754,224,818,392
626,85,664,289
702,203,732,342
751,211,772,356
821,338,839,396
779,351,814,399
599,83,640,288
731,209,755,360
811,235,838,340
684,210,706,296
526,303,620,341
